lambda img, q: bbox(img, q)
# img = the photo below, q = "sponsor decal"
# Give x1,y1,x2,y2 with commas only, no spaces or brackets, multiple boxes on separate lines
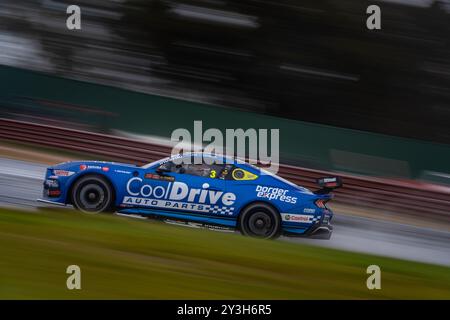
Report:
282,213,317,223
123,178,236,215
318,176,342,188
79,164,111,172
114,169,132,174
53,170,75,177
255,185,297,204
79,164,105,170
303,208,316,214
144,173,175,182
232,168,258,181
123,197,234,215
164,220,234,232
203,224,233,231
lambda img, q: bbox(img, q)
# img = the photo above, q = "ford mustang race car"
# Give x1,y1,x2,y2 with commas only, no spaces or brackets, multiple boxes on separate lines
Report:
38,153,342,239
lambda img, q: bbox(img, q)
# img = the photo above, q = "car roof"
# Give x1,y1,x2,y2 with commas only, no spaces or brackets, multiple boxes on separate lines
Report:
142,152,238,168
170,152,237,164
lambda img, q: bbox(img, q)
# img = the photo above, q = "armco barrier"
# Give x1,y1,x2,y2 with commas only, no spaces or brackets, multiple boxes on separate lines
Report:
1,118,449,220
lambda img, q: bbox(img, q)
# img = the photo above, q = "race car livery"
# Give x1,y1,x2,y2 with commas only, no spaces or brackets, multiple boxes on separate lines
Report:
38,153,342,239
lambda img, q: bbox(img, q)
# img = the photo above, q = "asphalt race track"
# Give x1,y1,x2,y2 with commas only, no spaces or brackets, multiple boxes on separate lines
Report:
1,157,449,267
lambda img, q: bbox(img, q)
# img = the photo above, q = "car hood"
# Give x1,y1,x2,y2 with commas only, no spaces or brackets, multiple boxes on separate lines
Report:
49,160,138,170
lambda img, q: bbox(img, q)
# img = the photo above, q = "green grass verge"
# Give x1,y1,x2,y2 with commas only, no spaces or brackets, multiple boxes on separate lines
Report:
0,207,449,299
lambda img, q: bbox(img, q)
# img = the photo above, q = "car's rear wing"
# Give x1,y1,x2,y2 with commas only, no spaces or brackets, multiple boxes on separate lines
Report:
314,176,343,195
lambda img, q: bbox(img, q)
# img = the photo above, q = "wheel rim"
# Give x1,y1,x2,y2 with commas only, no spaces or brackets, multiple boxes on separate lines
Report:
78,183,106,211
247,211,274,237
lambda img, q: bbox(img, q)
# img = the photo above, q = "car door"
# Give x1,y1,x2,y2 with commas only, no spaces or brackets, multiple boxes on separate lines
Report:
166,161,231,217
220,164,261,216
132,157,232,218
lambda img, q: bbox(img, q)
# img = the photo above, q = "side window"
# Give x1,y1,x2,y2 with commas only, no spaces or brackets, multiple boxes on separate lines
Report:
157,161,177,172
157,161,258,181
182,163,225,179
156,155,193,173
219,164,234,180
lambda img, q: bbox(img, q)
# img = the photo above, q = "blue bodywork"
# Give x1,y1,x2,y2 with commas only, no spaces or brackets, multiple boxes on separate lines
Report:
39,153,335,238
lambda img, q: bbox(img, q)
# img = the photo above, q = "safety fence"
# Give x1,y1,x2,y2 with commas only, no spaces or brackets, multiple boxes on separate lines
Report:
1,118,449,220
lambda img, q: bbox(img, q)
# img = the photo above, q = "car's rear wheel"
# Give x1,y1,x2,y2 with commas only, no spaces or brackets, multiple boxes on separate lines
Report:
71,175,114,213
239,203,281,239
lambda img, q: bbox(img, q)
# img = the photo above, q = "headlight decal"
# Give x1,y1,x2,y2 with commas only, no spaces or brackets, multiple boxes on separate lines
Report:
53,169,75,177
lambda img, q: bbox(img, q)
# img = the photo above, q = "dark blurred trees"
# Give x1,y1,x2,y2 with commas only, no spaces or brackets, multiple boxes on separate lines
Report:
8,0,445,142
114,0,450,143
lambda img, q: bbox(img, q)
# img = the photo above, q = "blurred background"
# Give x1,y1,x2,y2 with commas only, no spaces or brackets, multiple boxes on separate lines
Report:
0,0,450,298
1,0,450,180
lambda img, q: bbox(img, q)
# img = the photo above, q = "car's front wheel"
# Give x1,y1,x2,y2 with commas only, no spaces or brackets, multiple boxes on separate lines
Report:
239,203,281,239
71,175,114,213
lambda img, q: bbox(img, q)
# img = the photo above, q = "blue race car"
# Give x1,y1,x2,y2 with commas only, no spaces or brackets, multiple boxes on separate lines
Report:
38,153,341,239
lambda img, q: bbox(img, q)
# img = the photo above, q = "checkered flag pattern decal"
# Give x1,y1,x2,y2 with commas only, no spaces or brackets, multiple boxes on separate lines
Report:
209,205,235,215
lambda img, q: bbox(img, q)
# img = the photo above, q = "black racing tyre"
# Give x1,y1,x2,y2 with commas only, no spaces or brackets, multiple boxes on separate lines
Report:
71,175,114,213
239,203,281,239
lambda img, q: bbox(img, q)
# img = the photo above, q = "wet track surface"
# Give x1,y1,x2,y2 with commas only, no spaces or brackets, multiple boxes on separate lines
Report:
1,157,449,266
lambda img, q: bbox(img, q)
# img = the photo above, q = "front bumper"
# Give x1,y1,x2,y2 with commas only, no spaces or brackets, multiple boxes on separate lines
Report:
37,198,66,206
